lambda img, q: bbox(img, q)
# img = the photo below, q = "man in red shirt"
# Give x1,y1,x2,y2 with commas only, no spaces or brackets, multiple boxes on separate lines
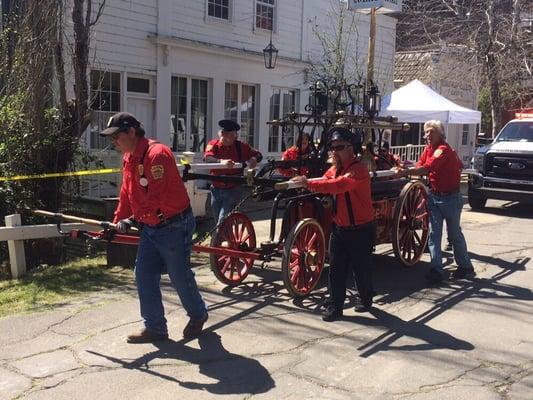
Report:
375,141,401,170
101,112,208,343
396,120,475,283
204,120,262,223
291,128,375,321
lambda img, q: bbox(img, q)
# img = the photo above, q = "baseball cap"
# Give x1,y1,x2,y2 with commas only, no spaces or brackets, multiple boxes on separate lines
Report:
100,112,141,136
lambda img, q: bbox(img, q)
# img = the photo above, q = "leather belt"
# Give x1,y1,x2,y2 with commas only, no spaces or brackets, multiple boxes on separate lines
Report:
430,189,460,196
144,206,192,229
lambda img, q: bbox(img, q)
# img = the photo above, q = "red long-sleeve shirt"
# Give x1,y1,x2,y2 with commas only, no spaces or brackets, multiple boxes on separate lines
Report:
204,139,262,188
279,146,310,177
113,137,190,225
307,157,373,227
375,152,401,170
416,142,462,192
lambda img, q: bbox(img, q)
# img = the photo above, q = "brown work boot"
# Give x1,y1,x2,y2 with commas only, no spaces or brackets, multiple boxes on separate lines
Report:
183,314,208,339
126,328,168,344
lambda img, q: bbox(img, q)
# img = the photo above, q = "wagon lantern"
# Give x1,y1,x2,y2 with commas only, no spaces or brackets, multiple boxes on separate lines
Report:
364,84,382,118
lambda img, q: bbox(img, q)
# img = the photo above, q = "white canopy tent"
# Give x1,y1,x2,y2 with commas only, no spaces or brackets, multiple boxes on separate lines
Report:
382,79,481,124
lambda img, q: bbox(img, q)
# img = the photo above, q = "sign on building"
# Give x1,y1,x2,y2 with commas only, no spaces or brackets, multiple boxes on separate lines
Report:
347,0,402,13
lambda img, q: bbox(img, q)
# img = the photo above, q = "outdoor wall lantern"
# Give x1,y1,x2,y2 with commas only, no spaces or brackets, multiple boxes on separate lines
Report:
263,33,278,69
364,84,382,118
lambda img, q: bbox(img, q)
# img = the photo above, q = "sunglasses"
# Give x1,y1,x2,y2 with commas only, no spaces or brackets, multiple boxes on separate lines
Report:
110,129,127,141
329,144,351,152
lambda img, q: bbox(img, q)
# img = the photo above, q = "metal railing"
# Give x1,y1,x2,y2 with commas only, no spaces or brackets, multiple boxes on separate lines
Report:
390,144,426,162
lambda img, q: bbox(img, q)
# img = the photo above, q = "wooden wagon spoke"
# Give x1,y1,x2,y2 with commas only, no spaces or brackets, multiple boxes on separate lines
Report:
221,257,231,274
413,230,422,246
307,231,318,249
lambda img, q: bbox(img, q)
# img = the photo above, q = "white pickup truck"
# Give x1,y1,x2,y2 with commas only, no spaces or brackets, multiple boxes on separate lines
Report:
468,117,533,209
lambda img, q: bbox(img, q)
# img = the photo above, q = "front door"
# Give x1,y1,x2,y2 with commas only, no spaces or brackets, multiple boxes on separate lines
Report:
127,98,155,138
171,76,210,153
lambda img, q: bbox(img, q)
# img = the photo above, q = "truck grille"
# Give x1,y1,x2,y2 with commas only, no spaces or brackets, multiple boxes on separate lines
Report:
485,153,533,181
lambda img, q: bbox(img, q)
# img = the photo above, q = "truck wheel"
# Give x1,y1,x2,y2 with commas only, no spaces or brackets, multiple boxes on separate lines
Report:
468,188,487,210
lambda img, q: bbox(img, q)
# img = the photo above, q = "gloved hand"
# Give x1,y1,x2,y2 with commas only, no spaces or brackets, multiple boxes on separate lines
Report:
116,218,133,233
99,229,116,242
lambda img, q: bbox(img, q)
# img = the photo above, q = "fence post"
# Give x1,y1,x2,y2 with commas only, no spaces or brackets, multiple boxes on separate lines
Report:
5,214,27,279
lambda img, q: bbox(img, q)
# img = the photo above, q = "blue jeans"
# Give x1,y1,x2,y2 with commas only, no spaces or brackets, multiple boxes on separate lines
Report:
210,186,243,224
135,210,207,335
427,192,473,273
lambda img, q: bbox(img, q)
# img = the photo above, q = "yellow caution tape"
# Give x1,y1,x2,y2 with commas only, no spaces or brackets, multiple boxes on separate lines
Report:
0,168,122,182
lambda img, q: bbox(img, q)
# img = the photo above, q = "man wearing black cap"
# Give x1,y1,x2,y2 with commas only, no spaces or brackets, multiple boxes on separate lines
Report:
291,127,376,321
204,119,263,223
101,112,208,343
375,141,401,170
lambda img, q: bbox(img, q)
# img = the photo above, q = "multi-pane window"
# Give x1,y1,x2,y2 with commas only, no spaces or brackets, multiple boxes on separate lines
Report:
269,88,297,152
171,77,209,152
224,83,238,123
171,77,187,152
462,124,469,146
90,70,121,149
224,83,256,146
191,79,208,152
208,0,230,20
256,0,275,31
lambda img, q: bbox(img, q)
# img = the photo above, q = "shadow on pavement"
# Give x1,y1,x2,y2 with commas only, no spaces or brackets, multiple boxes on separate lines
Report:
348,250,532,357
466,201,533,219
87,331,275,395
178,203,532,361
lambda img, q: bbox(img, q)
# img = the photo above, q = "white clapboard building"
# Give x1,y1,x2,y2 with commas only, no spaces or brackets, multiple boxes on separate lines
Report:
79,0,397,199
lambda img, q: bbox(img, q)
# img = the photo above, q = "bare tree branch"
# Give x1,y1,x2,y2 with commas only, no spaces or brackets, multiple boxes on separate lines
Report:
89,0,106,27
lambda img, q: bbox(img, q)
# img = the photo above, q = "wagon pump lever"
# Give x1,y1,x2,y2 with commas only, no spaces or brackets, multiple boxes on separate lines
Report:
32,210,138,234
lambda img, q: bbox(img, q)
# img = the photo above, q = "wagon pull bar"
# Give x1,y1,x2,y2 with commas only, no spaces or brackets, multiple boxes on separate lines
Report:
274,170,398,190
177,162,243,171
33,209,138,232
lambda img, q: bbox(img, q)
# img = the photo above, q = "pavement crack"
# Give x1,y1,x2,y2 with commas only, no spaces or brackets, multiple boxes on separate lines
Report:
393,364,483,399
484,360,533,400
284,370,353,393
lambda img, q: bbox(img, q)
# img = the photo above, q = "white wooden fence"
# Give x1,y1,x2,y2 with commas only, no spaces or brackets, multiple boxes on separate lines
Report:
0,214,93,279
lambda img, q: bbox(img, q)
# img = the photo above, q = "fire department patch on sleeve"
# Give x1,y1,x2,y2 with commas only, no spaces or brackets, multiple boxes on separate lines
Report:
138,164,144,176
151,165,164,180
433,149,443,158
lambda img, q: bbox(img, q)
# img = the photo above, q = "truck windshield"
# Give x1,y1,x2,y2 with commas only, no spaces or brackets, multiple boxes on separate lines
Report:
496,122,533,142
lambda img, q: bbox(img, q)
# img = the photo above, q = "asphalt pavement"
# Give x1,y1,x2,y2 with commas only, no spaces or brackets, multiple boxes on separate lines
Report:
1,196,532,400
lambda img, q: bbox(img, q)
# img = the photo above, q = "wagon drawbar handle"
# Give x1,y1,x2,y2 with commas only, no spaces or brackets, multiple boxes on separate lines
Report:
274,170,398,191
33,209,138,232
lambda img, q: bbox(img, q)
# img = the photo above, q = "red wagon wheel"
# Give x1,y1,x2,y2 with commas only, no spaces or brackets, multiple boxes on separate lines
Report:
392,180,429,266
209,212,256,286
282,218,325,298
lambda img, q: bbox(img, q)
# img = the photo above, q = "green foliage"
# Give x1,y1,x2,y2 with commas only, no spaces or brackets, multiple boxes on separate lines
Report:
478,84,525,135
477,87,492,135
0,1,104,272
